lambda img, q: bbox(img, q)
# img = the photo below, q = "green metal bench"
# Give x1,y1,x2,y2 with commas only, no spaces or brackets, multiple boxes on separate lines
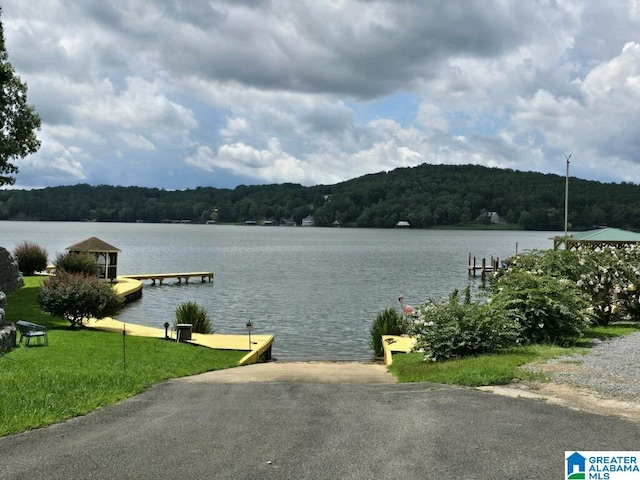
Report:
16,320,49,346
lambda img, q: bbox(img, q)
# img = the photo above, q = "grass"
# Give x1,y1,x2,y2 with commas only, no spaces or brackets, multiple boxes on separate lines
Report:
1,277,244,437
579,323,639,342
388,324,640,386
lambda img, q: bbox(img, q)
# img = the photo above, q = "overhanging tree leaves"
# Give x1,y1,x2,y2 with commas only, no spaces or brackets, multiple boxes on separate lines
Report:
0,8,41,186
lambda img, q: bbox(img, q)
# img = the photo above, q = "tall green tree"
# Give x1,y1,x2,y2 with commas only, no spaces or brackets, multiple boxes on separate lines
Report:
0,8,41,186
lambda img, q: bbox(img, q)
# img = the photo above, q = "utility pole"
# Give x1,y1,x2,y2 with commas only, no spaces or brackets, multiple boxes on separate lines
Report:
564,154,571,238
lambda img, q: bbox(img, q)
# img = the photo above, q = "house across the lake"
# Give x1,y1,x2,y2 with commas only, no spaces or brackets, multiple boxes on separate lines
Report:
302,215,315,227
395,220,410,228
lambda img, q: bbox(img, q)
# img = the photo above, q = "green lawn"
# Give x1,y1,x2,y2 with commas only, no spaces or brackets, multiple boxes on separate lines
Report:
388,325,639,386
1,277,244,437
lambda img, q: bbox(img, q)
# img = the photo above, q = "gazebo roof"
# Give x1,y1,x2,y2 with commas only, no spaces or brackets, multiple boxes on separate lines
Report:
66,236,120,252
569,227,640,242
556,227,640,250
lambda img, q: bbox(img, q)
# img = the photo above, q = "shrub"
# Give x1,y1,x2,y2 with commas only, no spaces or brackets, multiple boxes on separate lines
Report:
369,307,409,357
573,246,640,325
13,241,48,275
490,269,593,344
174,301,213,334
410,290,522,361
498,249,587,283
38,271,124,328
499,247,640,326
55,252,99,277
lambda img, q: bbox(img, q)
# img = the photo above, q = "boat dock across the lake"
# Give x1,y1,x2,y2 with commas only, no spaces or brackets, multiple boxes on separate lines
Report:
467,254,500,277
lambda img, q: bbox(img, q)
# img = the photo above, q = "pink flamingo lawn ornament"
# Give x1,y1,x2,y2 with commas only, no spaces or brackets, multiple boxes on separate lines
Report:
398,295,416,317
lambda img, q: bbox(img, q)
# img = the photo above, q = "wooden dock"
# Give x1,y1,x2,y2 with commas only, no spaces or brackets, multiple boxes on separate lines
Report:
85,317,273,366
120,272,214,285
467,254,500,277
382,335,417,365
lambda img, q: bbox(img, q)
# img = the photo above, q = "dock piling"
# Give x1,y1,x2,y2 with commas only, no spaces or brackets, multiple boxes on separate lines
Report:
467,254,500,277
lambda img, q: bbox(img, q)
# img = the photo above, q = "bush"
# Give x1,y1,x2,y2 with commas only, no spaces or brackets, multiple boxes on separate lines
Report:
410,290,522,362
498,249,587,283
499,246,640,326
369,307,409,357
55,252,99,277
38,271,124,328
574,246,640,325
490,269,593,344
13,241,48,275
174,301,213,334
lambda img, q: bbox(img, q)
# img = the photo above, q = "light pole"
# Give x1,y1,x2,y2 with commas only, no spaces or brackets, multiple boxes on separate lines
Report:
564,153,571,239
246,320,253,349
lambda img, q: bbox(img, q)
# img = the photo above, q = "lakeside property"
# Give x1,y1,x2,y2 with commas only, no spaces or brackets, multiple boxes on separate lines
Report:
0,222,559,361
3,274,640,437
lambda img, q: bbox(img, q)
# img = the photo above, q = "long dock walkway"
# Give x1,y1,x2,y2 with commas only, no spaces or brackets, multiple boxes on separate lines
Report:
120,272,213,285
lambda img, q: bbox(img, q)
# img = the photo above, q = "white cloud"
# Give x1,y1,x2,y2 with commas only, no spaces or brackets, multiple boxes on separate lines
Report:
16,135,87,188
2,0,640,189
187,138,310,184
117,132,156,151
220,117,249,139
72,77,197,131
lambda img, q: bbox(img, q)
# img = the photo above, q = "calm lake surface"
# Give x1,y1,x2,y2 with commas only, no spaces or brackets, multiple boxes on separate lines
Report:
0,222,558,361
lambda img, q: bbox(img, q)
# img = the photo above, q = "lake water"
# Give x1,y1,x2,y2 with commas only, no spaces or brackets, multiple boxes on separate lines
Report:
0,222,558,361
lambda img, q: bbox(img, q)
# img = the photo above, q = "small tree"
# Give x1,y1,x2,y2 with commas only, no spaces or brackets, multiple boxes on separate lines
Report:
13,241,47,275
0,9,41,186
174,301,213,334
55,252,99,277
38,271,124,328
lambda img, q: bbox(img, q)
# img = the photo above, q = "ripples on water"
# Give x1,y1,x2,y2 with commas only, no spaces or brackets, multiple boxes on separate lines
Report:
0,222,557,361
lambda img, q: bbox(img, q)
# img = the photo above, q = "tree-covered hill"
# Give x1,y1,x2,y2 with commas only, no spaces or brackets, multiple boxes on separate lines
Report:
1,163,639,231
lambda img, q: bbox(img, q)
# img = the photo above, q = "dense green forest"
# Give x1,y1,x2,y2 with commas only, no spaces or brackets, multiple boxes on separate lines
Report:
1,164,639,231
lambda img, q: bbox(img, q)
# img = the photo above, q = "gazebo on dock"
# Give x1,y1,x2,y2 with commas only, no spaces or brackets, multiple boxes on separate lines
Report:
66,237,120,282
554,227,640,250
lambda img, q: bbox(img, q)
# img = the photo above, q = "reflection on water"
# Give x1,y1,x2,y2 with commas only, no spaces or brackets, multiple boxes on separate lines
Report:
0,222,557,361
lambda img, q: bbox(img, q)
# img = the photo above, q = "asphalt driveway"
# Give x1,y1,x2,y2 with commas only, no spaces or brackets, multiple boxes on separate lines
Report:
2,364,639,479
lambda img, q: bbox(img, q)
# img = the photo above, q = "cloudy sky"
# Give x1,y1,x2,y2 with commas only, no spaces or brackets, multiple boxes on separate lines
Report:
3,1,640,190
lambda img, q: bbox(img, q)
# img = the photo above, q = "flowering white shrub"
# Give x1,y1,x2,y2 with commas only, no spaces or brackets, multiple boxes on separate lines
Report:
409,289,522,361
496,246,640,326
572,246,640,324
489,269,593,344
408,245,640,362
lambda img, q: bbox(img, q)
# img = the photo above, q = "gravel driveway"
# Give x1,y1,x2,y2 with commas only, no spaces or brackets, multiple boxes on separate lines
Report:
540,331,640,400
481,331,640,421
